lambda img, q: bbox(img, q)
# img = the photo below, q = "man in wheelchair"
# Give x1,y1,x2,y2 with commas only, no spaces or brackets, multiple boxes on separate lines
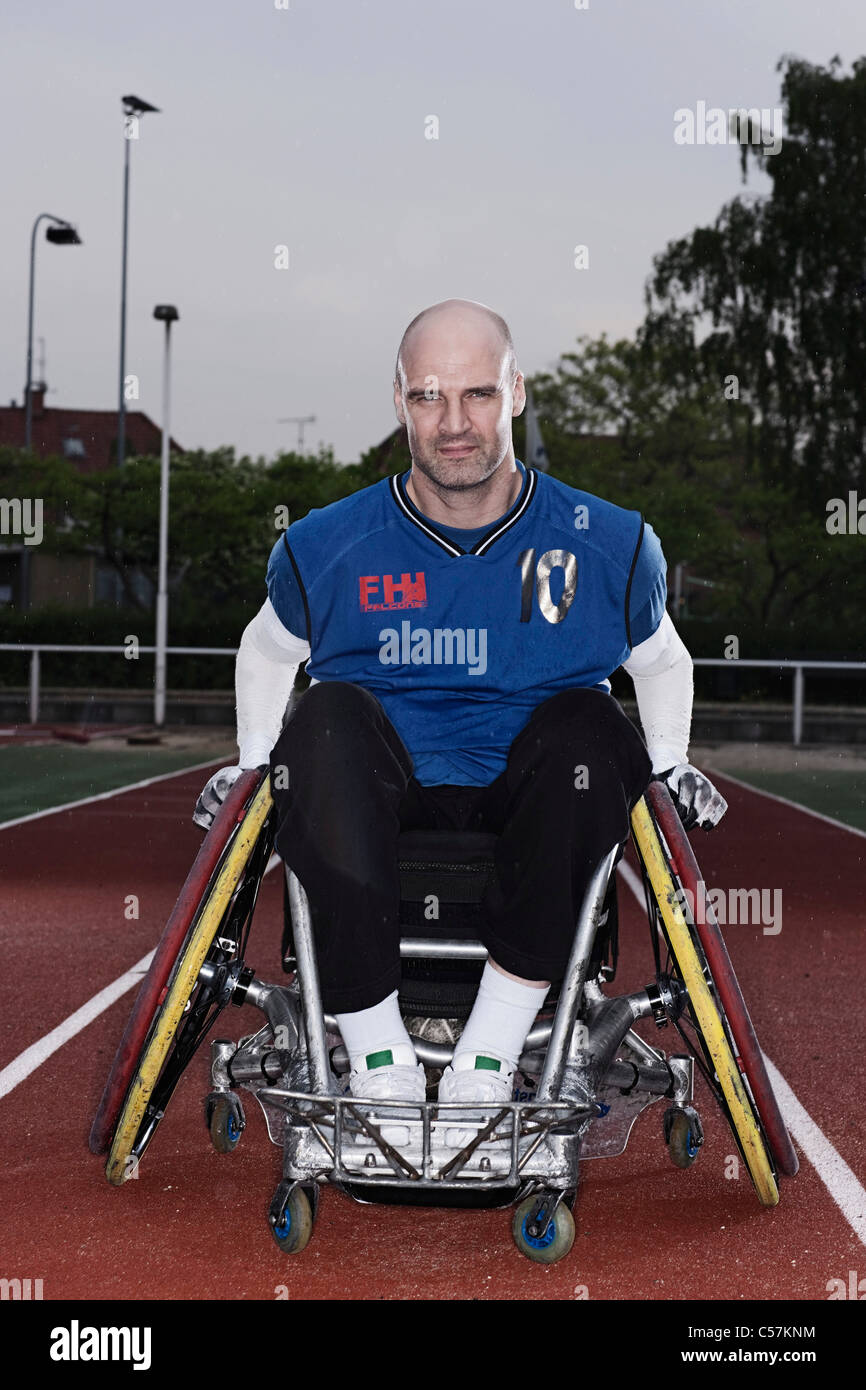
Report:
194,298,727,1134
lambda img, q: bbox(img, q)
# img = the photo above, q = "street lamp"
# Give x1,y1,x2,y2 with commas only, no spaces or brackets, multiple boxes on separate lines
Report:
117,93,160,469
153,303,179,727
25,214,82,450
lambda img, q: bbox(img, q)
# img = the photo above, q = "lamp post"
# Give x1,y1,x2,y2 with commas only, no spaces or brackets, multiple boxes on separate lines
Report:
118,94,160,468
25,215,82,450
153,304,179,727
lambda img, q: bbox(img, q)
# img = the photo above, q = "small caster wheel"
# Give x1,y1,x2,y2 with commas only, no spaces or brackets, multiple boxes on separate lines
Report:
269,1182,314,1255
512,1194,575,1265
205,1092,245,1154
664,1105,703,1168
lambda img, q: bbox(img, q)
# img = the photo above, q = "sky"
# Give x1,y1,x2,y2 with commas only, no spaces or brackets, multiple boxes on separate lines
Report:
2,0,863,464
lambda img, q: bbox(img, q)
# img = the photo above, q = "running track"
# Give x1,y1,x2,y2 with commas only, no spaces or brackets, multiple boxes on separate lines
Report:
0,764,863,1301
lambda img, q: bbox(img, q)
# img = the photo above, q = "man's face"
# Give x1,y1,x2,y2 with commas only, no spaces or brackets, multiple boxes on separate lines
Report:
394,318,525,491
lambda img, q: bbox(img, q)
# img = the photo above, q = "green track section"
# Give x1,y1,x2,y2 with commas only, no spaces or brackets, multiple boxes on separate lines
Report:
725,769,866,833
0,746,215,824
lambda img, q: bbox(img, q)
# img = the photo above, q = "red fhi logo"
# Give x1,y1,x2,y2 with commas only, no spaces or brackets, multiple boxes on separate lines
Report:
360,572,427,611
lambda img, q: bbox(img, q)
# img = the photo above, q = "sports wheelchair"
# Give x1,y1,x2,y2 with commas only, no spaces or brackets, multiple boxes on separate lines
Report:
90,755,798,1265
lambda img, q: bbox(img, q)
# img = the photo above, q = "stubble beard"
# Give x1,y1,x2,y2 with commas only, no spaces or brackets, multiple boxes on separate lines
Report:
409,437,506,494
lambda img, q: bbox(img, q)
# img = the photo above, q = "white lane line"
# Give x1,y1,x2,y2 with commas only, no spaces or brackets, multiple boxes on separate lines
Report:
617,857,646,905
0,848,283,1099
0,952,154,1099
0,757,224,831
707,766,866,842
761,1057,866,1246
617,860,866,1248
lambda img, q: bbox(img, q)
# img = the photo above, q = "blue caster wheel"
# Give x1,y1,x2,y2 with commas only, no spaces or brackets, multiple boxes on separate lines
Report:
664,1105,704,1168
206,1092,245,1155
269,1182,314,1255
512,1194,575,1265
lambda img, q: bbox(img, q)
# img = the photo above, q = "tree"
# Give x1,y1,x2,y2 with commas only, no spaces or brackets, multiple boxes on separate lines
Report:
643,55,866,504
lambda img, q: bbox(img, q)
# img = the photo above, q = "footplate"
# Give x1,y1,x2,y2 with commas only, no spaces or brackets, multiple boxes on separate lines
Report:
252,1088,592,1192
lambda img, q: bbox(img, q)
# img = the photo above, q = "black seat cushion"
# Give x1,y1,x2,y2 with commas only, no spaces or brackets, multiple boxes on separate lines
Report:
397,830,496,1016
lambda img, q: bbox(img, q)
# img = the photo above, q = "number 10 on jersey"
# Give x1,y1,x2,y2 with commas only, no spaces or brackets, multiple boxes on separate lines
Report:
517,549,578,624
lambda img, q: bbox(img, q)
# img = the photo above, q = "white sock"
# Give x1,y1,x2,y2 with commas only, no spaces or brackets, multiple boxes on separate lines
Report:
335,990,416,1072
452,962,550,1076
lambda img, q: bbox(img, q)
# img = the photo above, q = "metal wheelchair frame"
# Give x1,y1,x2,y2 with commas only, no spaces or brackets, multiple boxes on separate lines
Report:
200,834,695,1255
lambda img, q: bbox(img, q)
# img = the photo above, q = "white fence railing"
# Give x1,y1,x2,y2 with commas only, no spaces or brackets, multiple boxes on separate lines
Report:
1,645,865,746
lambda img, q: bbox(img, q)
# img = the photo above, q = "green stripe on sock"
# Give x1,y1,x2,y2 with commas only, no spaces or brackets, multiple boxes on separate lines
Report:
365,1049,394,1069
474,1055,502,1072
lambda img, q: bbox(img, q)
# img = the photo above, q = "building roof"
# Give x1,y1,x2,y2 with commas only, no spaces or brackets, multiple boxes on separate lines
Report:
0,386,182,472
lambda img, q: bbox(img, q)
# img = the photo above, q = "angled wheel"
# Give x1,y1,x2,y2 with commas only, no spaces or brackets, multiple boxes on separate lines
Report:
91,771,274,1185
631,794,781,1207
646,779,798,1179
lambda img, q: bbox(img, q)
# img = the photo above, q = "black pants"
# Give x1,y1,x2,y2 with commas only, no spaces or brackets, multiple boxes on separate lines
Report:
270,681,652,1014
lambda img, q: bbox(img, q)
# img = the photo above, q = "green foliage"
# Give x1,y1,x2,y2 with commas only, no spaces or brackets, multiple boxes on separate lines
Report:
643,55,866,502
0,439,415,687
517,54,866,656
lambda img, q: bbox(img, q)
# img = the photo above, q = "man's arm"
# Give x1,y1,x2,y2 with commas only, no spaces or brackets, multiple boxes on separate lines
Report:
235,598,311,767
622,611,727,830
622,610,692,774
193,600,311,829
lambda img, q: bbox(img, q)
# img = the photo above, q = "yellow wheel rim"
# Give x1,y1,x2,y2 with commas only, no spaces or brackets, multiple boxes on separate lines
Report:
106,779,274,1185
631,797,779,1207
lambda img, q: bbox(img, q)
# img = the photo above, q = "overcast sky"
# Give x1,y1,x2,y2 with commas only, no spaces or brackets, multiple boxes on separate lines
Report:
2,0,863,463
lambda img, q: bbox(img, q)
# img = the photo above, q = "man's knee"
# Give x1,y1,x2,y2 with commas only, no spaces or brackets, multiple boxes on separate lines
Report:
533,686,625,728
271,680,382,760
521,687,650,793
292,679,382,720
527,687,641,755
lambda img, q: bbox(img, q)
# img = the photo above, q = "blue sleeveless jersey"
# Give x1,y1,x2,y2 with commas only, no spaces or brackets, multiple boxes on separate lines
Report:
266,459,666,786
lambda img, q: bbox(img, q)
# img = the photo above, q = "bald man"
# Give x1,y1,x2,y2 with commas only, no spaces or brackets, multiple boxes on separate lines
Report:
195,298,726,1129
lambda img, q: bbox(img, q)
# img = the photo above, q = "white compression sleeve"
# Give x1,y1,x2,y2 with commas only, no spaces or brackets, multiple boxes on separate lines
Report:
621,610,693,774
235,599,311,769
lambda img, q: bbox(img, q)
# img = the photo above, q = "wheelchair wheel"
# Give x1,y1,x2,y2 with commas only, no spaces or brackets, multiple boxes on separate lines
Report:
90,769,269,1155
646,780,798,1179
269,1182,314,1255
512,1195,575,1265
664,1106,704,1168
98,773,274,1185
631,794,780,1207
206,1093,246,1154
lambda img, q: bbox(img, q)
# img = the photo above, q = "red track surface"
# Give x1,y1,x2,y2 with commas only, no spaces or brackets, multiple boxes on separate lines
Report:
1,765,864,1301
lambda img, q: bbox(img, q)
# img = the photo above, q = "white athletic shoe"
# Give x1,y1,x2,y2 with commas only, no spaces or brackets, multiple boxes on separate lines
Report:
437,1057,513,1148
348,1054,426,1146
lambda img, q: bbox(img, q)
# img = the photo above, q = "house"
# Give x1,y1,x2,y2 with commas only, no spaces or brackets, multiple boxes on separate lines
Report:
0,383,181,472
